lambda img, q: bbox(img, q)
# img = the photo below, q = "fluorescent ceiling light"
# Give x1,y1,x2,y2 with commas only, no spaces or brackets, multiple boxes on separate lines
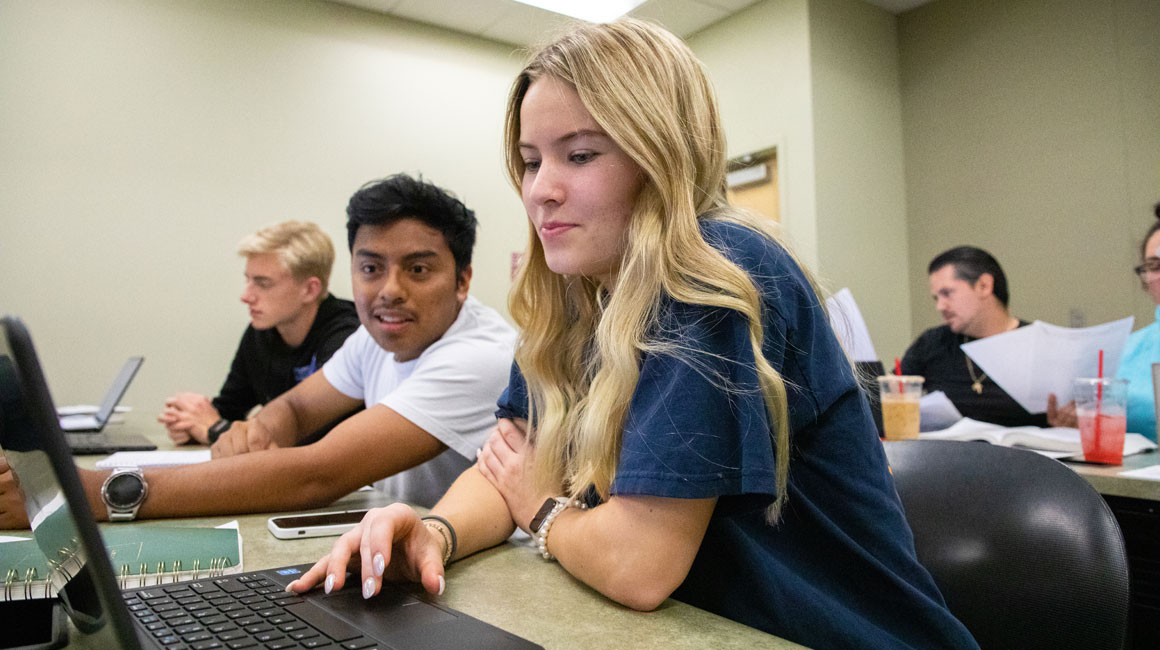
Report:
512,0,646,23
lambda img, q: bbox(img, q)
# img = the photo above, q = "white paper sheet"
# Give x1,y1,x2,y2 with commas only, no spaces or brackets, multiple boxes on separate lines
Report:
56,405,131,416
960,317,1134,414
95,450,211,468
1118,465,1160,481
919,390,963,431
825,288,878,362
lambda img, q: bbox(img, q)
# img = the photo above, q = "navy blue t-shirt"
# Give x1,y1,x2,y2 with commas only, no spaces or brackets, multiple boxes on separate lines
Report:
497,221,978,649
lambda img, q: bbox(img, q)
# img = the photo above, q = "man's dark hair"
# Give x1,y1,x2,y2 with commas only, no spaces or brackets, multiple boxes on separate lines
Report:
346,174,478,275
928,246,1009,307
1140,202,1160,261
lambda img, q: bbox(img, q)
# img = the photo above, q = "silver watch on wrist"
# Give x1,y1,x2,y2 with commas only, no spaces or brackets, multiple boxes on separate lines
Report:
101,467,148,521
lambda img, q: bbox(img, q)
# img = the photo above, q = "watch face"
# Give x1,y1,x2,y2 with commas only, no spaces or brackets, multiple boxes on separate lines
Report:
529,498,558,533
105,473,145,508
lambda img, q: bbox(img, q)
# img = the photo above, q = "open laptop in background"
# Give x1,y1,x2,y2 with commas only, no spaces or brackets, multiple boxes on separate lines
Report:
0,315,542,650
59,356,143,430
57,355,156,453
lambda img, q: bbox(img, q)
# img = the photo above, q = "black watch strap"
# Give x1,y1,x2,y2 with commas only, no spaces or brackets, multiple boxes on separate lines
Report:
207,418,231,444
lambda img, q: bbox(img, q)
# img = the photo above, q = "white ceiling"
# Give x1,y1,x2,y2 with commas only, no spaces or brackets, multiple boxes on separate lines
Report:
328,0,936,47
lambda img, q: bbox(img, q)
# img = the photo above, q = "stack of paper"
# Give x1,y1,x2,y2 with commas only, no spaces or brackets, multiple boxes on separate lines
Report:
96,450,212,469
961,317,1135,414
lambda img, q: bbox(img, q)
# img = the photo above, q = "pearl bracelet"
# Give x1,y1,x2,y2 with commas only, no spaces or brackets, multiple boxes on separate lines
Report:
534,497,587,561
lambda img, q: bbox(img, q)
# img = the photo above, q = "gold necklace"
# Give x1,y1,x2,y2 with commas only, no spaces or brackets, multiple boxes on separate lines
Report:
965,355,988,394
962,335,987,394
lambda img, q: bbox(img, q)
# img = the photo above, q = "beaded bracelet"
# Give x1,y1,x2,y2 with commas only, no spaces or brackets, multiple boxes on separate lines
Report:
421,515,457,566
534,498,587,561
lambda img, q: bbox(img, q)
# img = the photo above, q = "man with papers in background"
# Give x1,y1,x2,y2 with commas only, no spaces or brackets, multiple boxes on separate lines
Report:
0,174,515,526
902,246,1074,427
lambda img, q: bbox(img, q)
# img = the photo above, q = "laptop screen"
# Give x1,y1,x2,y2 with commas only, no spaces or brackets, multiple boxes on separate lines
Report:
93,356,144,427
0,316,142,646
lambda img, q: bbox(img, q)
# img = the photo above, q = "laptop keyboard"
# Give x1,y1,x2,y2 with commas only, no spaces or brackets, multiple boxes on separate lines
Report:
124,572,382,650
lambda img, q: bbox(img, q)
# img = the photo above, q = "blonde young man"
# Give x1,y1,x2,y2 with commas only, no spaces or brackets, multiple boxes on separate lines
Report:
159,221,359,446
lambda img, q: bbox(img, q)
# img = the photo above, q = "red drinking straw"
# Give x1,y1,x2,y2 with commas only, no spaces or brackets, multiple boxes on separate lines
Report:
1096,349,1104,442
894,358,903,393
1097,349,1104,398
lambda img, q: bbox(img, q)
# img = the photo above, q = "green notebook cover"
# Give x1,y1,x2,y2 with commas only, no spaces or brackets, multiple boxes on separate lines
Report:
1,525,241,600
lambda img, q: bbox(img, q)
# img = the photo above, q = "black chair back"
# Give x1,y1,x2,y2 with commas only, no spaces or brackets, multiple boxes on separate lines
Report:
884,440,1129,650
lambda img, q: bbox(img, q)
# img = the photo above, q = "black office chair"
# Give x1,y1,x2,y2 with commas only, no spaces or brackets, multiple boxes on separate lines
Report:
883,440,1130,650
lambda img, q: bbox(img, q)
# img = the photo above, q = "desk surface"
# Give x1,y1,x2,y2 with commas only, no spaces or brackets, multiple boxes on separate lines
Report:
44,418,799,649
1065,450,1160,501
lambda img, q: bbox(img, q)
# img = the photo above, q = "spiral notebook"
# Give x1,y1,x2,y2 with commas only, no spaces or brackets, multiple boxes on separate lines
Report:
1,524,242,601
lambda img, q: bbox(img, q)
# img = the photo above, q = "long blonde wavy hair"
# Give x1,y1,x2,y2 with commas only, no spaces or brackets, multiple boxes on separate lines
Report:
504,18,802,522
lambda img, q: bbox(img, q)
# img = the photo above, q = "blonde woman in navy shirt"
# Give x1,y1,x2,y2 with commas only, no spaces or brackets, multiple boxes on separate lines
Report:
291,18,978,650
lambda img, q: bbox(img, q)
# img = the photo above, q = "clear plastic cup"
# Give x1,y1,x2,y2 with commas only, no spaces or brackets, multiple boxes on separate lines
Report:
877,375,924,441
1074,377,1129,465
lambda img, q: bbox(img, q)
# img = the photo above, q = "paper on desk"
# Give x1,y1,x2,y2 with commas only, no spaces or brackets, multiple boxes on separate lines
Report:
1118,465,1160,481
57,405,132,416
826,288,878,362
960,317,1134,414
919,391,962,431
96,450,211,468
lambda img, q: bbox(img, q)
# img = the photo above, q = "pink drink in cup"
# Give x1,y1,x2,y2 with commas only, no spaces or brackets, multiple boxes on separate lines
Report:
1074,378,1129,465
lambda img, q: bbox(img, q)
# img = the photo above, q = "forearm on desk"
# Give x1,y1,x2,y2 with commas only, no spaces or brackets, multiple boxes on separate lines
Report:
547,495,716,611
80,427,444,520
429,466,517,562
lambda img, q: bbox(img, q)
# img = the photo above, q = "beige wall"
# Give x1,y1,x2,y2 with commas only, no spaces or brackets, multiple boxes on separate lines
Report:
0,0,527,412
899,0,1160,353
691,0,818,268
809,0,912,359
693,0,912,359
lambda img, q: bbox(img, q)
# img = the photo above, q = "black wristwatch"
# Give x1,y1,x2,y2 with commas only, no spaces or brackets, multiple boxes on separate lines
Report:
101,468,148,522
530,497,563,533
206,418,231,444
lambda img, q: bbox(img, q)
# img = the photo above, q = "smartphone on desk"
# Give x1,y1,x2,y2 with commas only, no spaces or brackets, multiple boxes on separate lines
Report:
267,509,370,539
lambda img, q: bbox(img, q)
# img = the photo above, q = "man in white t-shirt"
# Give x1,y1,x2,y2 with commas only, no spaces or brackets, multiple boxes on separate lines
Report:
58,174,517,522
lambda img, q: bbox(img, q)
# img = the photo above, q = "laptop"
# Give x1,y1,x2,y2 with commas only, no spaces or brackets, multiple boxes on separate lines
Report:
0,315,542,649
59,356,143,431
56,355,157,453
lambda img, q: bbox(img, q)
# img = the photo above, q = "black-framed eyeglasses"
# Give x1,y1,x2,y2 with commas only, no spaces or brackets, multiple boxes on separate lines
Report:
1134,263,1160,278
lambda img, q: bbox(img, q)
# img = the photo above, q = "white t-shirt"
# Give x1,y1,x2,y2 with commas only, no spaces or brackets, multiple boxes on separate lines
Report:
322,295,516,507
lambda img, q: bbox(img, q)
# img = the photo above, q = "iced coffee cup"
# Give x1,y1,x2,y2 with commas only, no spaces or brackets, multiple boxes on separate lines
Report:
877,375,923,441
1074,377,1129,464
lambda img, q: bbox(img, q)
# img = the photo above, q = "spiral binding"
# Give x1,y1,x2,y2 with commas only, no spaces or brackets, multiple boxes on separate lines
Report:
4,548,234,600
112,556,234,590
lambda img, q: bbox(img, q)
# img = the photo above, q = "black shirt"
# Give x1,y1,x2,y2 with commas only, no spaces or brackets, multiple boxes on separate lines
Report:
212,294,360,439
901,322,1047,427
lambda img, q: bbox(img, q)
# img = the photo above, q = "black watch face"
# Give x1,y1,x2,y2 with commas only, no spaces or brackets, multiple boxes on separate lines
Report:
529,498,557,533
106,473,144,508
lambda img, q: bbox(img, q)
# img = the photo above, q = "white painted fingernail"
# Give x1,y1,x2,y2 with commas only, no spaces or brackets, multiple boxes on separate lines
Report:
373,553,385,576
284,581,295,593
363,578,375,599
324,574,334,594
475,448,482,458
437,575,445,596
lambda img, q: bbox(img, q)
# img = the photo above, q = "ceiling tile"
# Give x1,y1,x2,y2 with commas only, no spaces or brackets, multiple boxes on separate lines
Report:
631,0,729,37
387,0,518,37
695,0,763,14
478,3,579,48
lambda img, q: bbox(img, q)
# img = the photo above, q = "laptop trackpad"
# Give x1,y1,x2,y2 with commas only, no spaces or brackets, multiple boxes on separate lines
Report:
309,586,456,638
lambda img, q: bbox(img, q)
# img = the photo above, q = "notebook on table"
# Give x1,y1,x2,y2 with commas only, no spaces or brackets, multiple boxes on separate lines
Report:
0,315,542,649
58,354,157,454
